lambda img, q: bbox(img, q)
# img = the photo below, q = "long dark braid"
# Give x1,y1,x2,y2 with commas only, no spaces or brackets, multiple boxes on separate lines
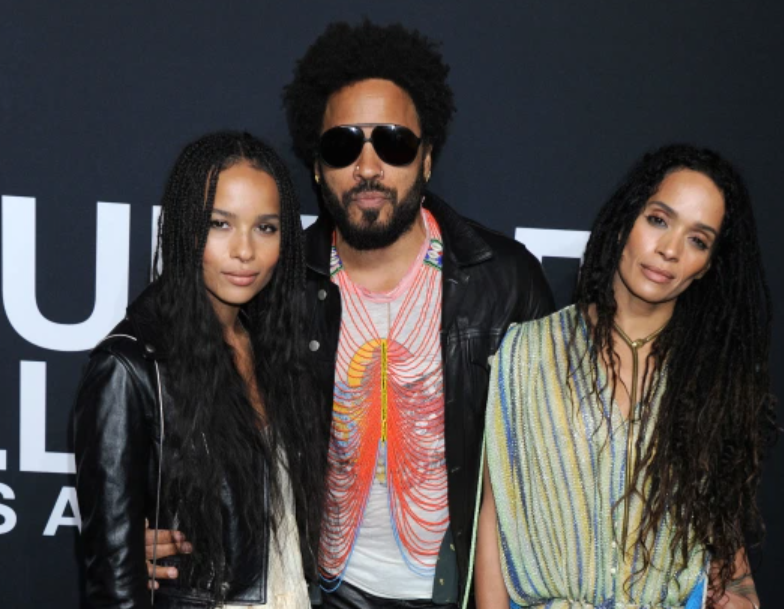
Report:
152,131,325,595
572,144,777,602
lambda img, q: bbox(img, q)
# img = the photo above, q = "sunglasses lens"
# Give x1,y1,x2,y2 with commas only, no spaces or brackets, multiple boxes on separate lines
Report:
319,127,364,168
372,125,421,166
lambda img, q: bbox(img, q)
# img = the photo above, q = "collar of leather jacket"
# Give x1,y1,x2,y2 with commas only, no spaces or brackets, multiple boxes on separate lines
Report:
123,282,169,361
305,191,494,277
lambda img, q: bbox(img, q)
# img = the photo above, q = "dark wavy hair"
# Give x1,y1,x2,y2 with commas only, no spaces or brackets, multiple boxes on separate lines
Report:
573,143,776,601
283,19,455,167
151,131,325,595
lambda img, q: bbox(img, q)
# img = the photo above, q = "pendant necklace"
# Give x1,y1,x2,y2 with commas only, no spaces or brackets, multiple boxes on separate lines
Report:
613,320,665,551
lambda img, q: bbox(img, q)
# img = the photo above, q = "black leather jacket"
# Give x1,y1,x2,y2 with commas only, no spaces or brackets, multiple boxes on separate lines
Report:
304,193,554,602
74,289,275,609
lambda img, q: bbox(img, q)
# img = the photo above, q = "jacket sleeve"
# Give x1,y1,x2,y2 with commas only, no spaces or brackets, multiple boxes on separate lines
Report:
514,245,556,323
74,347,153,609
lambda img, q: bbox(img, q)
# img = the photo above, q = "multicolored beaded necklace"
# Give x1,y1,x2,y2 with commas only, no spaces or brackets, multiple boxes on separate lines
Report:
319,208,449,582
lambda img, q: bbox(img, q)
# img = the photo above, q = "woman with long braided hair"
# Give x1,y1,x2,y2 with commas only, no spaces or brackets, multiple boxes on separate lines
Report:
476,144,776,609
74,131,326,608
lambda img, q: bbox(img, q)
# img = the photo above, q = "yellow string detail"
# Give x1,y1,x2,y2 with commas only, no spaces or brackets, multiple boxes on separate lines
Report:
381,339,388,442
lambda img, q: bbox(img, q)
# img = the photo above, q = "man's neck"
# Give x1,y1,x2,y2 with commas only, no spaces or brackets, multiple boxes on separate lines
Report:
336,211,428,293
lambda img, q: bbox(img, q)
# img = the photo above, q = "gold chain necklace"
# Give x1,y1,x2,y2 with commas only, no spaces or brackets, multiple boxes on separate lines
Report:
612,321,666,551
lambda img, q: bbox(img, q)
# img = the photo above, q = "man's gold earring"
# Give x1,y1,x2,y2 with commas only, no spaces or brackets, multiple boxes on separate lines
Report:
314,173,320,184
425,171,431,182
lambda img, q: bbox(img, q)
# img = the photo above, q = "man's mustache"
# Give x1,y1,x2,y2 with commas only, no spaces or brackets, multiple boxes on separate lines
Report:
344,180,396,201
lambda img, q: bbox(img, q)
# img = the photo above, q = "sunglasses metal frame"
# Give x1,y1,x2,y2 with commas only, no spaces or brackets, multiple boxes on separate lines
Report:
318,123,422,168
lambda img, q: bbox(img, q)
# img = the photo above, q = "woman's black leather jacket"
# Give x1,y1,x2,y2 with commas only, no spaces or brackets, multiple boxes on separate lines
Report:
74,289,274,609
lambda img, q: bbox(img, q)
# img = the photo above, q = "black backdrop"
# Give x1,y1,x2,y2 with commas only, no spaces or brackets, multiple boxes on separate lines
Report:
1,2,782,607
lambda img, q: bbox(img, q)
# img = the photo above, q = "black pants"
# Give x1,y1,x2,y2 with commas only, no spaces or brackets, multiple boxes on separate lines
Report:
321,580,458,609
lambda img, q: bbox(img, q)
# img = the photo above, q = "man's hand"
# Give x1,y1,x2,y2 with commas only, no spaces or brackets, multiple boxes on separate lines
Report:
144,525,192,590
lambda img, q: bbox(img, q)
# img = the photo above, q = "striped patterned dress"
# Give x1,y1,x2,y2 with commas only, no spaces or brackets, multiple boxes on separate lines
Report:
485,306,706,609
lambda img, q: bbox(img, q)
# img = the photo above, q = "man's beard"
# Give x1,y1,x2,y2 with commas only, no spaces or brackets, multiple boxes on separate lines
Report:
320,166,427,251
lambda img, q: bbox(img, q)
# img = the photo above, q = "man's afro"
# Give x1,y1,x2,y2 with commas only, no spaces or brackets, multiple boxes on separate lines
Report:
283,19,456,168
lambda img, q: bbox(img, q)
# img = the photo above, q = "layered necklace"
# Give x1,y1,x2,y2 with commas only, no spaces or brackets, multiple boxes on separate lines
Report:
320,209,448,581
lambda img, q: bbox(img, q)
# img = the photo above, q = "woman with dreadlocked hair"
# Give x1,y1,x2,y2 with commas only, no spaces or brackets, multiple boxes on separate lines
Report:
475,144,775,609
74,131,326,608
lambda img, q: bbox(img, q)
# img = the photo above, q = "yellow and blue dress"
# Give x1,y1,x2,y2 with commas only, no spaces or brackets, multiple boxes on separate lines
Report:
485,306,706,609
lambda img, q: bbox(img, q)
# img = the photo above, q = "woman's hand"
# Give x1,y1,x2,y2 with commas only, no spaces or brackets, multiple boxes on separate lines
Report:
708,549,759,609
709,589,758,608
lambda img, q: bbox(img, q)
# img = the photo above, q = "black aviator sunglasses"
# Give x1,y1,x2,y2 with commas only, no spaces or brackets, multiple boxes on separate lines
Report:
318,124,422,168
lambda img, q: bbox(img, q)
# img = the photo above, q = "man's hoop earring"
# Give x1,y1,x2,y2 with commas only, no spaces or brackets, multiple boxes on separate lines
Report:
314,173,320,184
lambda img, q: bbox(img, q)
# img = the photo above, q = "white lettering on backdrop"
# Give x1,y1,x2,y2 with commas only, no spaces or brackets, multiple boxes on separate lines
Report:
2,196,130,352
514,227,591,263
43,487,81,536
0,483,17,535
20,361,75,474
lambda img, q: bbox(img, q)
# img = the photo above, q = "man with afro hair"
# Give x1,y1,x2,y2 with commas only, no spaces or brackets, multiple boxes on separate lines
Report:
287,20,553,608
146,19,553,608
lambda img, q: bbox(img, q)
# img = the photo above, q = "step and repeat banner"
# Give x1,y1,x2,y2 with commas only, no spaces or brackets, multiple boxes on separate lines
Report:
1,2,782,607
